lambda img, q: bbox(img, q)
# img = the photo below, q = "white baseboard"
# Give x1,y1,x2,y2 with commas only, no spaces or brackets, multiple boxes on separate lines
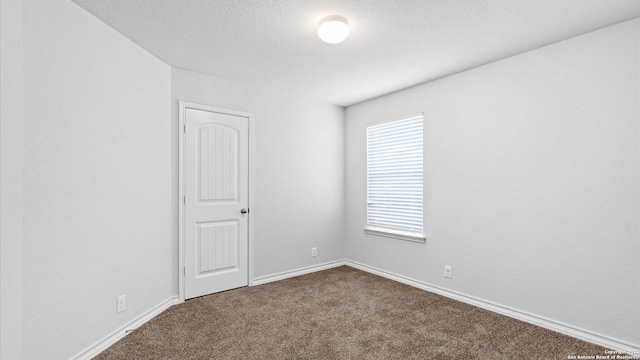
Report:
71,261,345,360
70,296,181,360
345,260,640,357
252,259,347,286
68,261,639,359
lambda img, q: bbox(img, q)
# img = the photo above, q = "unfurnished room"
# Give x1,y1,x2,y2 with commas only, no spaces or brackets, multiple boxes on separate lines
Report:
0,0,639,359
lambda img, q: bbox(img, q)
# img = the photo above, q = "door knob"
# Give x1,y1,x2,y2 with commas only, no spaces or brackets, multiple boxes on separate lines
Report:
240,208,248,214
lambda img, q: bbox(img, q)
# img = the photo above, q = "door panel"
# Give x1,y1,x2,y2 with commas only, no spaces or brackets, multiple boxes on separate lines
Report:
185,107,249,299
198,125,238,202
197,220,238,274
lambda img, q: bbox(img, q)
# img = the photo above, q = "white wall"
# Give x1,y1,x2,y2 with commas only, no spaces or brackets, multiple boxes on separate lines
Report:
171,68,345,282
1,0,24,358
345,19,639,347
22,1,173,359
11,1,637,357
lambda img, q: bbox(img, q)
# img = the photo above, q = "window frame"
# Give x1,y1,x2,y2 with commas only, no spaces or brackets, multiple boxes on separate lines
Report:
364,113,426,243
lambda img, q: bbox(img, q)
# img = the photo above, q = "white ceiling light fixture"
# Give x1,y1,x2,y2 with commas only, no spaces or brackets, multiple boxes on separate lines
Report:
318,15,349,44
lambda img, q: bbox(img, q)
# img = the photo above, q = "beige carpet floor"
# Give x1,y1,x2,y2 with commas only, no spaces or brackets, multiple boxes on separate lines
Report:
95,266,607,359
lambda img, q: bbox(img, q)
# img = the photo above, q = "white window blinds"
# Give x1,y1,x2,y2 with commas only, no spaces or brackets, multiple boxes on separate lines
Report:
366,115,424,237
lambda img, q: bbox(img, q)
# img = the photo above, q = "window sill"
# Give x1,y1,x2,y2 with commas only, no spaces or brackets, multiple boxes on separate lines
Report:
363,227,426,243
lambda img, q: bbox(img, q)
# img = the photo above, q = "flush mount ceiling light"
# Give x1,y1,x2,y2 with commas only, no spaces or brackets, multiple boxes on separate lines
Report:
317,15,349,44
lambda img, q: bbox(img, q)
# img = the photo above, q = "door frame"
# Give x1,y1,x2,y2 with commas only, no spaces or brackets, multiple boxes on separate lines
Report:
178,100,254,302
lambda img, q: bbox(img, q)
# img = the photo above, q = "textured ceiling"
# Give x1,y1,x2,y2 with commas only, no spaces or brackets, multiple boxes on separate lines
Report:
71,0,639,107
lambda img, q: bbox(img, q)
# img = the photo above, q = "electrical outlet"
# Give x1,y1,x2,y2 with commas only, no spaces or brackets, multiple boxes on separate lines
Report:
311,247,317,257
444,265,452,279
117,295,126,314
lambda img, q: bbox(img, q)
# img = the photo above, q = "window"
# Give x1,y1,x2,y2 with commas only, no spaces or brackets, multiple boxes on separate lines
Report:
365,114,425,243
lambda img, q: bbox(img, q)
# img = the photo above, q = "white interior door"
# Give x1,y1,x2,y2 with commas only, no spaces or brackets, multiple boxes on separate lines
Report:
183,105,249,299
